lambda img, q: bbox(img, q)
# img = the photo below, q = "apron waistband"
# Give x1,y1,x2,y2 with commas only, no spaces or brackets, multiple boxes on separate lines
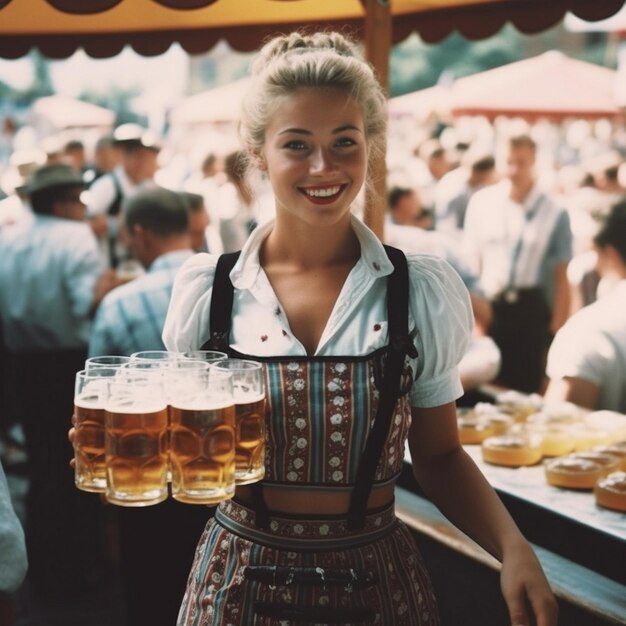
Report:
215,499,397,552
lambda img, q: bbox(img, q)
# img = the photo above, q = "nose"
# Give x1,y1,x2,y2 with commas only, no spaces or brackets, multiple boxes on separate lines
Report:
309,147,335,175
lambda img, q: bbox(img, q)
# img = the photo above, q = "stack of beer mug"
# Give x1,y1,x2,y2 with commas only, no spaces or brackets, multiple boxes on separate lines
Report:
72,351,266,506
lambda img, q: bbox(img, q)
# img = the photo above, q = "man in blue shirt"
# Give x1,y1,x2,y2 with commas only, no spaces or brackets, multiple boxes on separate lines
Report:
0,164,119,601
89,187,210,626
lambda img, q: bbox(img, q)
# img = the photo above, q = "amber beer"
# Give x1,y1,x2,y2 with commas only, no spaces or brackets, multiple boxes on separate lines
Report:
74,399,107,492
105,402,169,506
234,393,266,484
170,401,236,504
74,368,118,493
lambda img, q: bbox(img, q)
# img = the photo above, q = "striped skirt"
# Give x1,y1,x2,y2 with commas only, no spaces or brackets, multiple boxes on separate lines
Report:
177,499,439,625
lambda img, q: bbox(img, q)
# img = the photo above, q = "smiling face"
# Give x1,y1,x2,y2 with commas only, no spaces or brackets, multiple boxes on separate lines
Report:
258,87,368,230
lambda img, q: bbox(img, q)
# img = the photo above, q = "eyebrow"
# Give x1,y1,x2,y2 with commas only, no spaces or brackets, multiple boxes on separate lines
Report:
278,125,362,136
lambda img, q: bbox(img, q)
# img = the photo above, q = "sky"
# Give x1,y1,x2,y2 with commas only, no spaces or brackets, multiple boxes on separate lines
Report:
0,44,189,101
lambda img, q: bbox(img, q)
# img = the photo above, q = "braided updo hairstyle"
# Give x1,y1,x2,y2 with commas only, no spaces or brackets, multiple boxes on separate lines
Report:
240,31,387,174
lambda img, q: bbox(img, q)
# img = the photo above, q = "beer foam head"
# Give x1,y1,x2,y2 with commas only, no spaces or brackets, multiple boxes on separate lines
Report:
171,396,234,412
74,394,104,409
234,390,265,404
105,399,168,414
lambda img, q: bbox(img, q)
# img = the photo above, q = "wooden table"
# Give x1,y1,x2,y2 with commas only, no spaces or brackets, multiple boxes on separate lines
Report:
399,444,626,625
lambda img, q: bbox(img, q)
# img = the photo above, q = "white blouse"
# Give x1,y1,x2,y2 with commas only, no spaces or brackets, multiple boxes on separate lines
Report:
163,215,473,409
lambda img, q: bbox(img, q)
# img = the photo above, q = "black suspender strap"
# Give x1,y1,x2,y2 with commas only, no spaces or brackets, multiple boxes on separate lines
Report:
200,251,272,528
201,251,241,352
347,245,414,530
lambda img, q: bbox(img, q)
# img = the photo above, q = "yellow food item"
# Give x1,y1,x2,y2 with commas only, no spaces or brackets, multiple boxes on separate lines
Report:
481,435,542,467
544,456,604,489
457,417,495,445
570,452,620,476
593,442,626,471
594,472,626,512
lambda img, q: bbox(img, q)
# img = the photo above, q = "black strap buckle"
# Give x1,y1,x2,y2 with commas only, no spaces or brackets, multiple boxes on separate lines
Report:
244,566,377,587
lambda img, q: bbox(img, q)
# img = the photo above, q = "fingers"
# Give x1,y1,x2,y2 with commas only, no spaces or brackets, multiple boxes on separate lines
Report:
506,599,529,626
68,418,77,468
530,590,559,626
505,584,558,626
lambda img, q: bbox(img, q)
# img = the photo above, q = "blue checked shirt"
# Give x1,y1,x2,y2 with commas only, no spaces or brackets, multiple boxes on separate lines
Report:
89,250,194,357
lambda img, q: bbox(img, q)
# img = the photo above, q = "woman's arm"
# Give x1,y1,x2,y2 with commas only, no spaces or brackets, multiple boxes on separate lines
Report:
408,402,557,626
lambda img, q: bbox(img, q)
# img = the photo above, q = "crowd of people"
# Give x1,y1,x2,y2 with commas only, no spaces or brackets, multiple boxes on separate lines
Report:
0,29,624,626
386,122,626,407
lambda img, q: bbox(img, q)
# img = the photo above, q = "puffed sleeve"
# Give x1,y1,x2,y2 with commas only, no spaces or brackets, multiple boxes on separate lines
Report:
162,253,218,352
406,254,473,408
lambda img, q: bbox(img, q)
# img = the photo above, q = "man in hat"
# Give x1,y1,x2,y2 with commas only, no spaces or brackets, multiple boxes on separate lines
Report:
0,164,120,601
86,123,161,268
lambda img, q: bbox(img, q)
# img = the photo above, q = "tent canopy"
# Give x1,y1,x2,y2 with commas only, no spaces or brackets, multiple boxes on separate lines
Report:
450,51,622,120
0,0,624,59
32,95,116,129
565,3,626,33
389,51,623,122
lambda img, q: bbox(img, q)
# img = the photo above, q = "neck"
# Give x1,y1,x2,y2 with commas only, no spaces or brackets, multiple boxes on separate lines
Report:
144,237,190,269
123,163,142,186
510,179,534,204
263,214,359,270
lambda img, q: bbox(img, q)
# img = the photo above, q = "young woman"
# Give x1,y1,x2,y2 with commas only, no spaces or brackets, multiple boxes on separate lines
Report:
163,31,557,626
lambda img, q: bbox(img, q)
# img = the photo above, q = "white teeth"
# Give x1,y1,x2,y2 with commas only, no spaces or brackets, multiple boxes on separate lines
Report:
303,186,341,198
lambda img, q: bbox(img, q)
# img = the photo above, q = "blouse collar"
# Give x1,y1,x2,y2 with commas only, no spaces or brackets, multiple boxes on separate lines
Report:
230,213,394,290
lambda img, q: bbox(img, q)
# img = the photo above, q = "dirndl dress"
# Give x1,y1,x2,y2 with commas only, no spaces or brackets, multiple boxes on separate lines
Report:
177,246,440,626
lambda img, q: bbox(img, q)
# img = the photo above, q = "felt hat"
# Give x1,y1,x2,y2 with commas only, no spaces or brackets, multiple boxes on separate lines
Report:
22,163,85,195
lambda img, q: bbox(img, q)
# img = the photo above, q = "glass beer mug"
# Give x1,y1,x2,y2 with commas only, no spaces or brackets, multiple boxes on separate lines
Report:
73,367,117,492
212,359,266,485
169,367,236,504
104,367,169,506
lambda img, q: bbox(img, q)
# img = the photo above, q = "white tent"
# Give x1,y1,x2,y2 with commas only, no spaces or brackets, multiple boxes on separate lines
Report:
169,78,251,126
32,95,115,130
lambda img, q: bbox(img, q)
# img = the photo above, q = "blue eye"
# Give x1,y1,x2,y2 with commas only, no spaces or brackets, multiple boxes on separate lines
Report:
284,140,307,150
336,137,356,147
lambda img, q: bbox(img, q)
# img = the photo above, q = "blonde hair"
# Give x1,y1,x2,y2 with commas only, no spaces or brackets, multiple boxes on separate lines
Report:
239,31,387,175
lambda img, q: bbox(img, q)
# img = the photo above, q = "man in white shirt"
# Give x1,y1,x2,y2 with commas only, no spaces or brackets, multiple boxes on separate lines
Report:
545,201,626,412
463,134,572,393
0,164,119,601
86,123,160,268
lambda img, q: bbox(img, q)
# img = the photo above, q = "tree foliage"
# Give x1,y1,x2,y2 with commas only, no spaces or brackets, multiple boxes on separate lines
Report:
390,25,523,97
